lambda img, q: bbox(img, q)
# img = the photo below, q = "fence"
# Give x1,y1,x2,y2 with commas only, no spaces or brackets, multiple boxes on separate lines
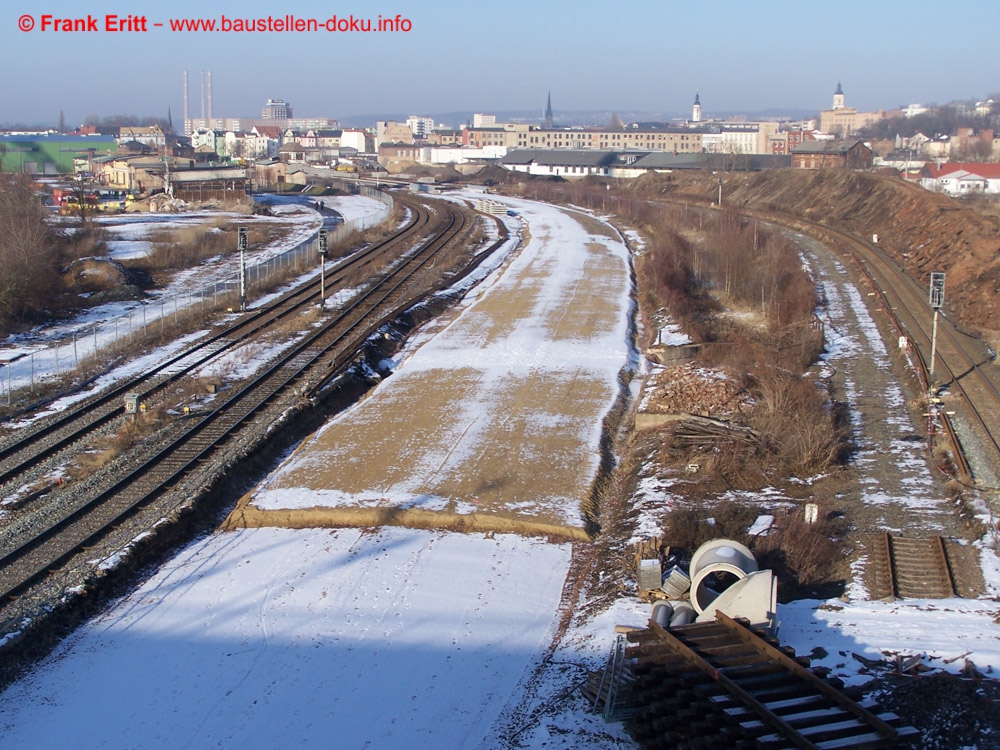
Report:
1,188,393,405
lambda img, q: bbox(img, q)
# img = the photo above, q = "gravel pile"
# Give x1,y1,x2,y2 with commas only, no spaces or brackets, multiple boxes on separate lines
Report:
867,672,1000,749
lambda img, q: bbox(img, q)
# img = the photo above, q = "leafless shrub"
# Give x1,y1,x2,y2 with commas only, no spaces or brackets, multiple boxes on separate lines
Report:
662,501,759,557
0,175,61,333
752,508,847,592
661,502,845,596
748,371,844,475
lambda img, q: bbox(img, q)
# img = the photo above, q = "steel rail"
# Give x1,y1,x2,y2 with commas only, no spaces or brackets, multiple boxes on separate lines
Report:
0,195,428,496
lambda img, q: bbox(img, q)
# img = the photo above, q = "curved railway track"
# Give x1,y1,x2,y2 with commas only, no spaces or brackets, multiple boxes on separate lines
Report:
619,611,917,749
687,197,1000,489
796,218,1000,484
0,194,509,610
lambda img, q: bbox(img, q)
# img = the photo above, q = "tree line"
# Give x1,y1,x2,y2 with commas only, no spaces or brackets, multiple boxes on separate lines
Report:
0,175,105,335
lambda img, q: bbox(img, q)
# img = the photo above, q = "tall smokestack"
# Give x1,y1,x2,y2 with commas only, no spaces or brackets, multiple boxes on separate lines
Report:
183,71,189,129
200,71,206,121
207,71,213,123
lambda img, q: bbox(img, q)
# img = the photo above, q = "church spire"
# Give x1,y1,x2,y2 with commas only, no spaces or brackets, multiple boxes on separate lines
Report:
833,82,845,110
544,92,553,129
692,92,702,123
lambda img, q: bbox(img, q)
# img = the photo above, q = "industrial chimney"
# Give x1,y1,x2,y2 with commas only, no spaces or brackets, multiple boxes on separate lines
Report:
183,70,190,134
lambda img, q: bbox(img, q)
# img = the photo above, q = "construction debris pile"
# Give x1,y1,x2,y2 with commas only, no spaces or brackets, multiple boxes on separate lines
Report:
583,541,919,747
640,363,749,418
635,538,777,633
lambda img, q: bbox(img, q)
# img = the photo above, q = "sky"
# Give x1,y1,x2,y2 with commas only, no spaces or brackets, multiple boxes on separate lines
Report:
3,0,999,127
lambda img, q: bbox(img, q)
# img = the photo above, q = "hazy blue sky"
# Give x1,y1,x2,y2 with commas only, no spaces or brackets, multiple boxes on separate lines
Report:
3,0,999,126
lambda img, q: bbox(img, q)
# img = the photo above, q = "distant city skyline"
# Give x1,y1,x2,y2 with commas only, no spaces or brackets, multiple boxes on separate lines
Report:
3,0,999,127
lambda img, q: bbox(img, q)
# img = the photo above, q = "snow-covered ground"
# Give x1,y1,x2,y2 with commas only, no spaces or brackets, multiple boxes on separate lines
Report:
314,193,387,224
4,195,1000,748
245,194,633,530
0,527,571,749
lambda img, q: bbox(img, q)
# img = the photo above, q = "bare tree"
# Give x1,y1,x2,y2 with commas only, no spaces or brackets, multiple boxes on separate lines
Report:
0,174,60,331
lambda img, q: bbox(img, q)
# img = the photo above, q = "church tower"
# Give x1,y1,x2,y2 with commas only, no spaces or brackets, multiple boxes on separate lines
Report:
692,92,702,123
544,92,554,129
833,82,845,110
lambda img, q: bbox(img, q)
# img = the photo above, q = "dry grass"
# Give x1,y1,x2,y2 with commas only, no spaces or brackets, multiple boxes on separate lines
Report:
137,218,234,273
66,406,165,478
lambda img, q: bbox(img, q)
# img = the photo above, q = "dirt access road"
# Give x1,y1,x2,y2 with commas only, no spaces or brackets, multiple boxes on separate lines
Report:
229,196,635,538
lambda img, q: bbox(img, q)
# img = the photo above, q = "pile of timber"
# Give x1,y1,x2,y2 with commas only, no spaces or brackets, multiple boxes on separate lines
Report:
670,414,764,449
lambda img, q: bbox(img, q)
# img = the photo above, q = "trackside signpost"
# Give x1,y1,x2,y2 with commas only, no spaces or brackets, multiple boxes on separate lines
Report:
318,229,328,309
238,226,248,312
929,272,945,381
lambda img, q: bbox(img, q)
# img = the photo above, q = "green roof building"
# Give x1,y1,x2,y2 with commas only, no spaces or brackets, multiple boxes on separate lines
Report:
0,134,117,174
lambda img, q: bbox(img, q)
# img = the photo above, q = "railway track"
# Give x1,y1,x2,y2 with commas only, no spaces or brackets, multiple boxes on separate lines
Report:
0,194,508,612
768,212,1000,486
868,533,957,600
659,194,1000,489
617,612,917,749
0,193,432,513
811,221,1000,480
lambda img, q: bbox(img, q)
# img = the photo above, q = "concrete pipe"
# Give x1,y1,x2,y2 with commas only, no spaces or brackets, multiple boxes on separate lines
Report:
651,600,674,628
668,600,697,628
688,539,758,615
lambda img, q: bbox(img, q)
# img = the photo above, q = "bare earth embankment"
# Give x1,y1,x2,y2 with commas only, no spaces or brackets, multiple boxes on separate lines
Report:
626,169,1000,350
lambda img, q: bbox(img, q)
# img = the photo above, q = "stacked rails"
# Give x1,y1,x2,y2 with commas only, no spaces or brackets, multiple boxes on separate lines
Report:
623,612,917,749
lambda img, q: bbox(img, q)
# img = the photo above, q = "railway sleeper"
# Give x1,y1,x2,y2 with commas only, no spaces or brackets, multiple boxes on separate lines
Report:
672,630,743,647
757,731,891,750
639,680,725,708
711,671,804,693
690,643,762,660
712,652,786,669
626,649,702,670
751,711,910,742
736,705,855,732
716,662,784,679
630,685,707,710
716,692,828,716
655,728,733,749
